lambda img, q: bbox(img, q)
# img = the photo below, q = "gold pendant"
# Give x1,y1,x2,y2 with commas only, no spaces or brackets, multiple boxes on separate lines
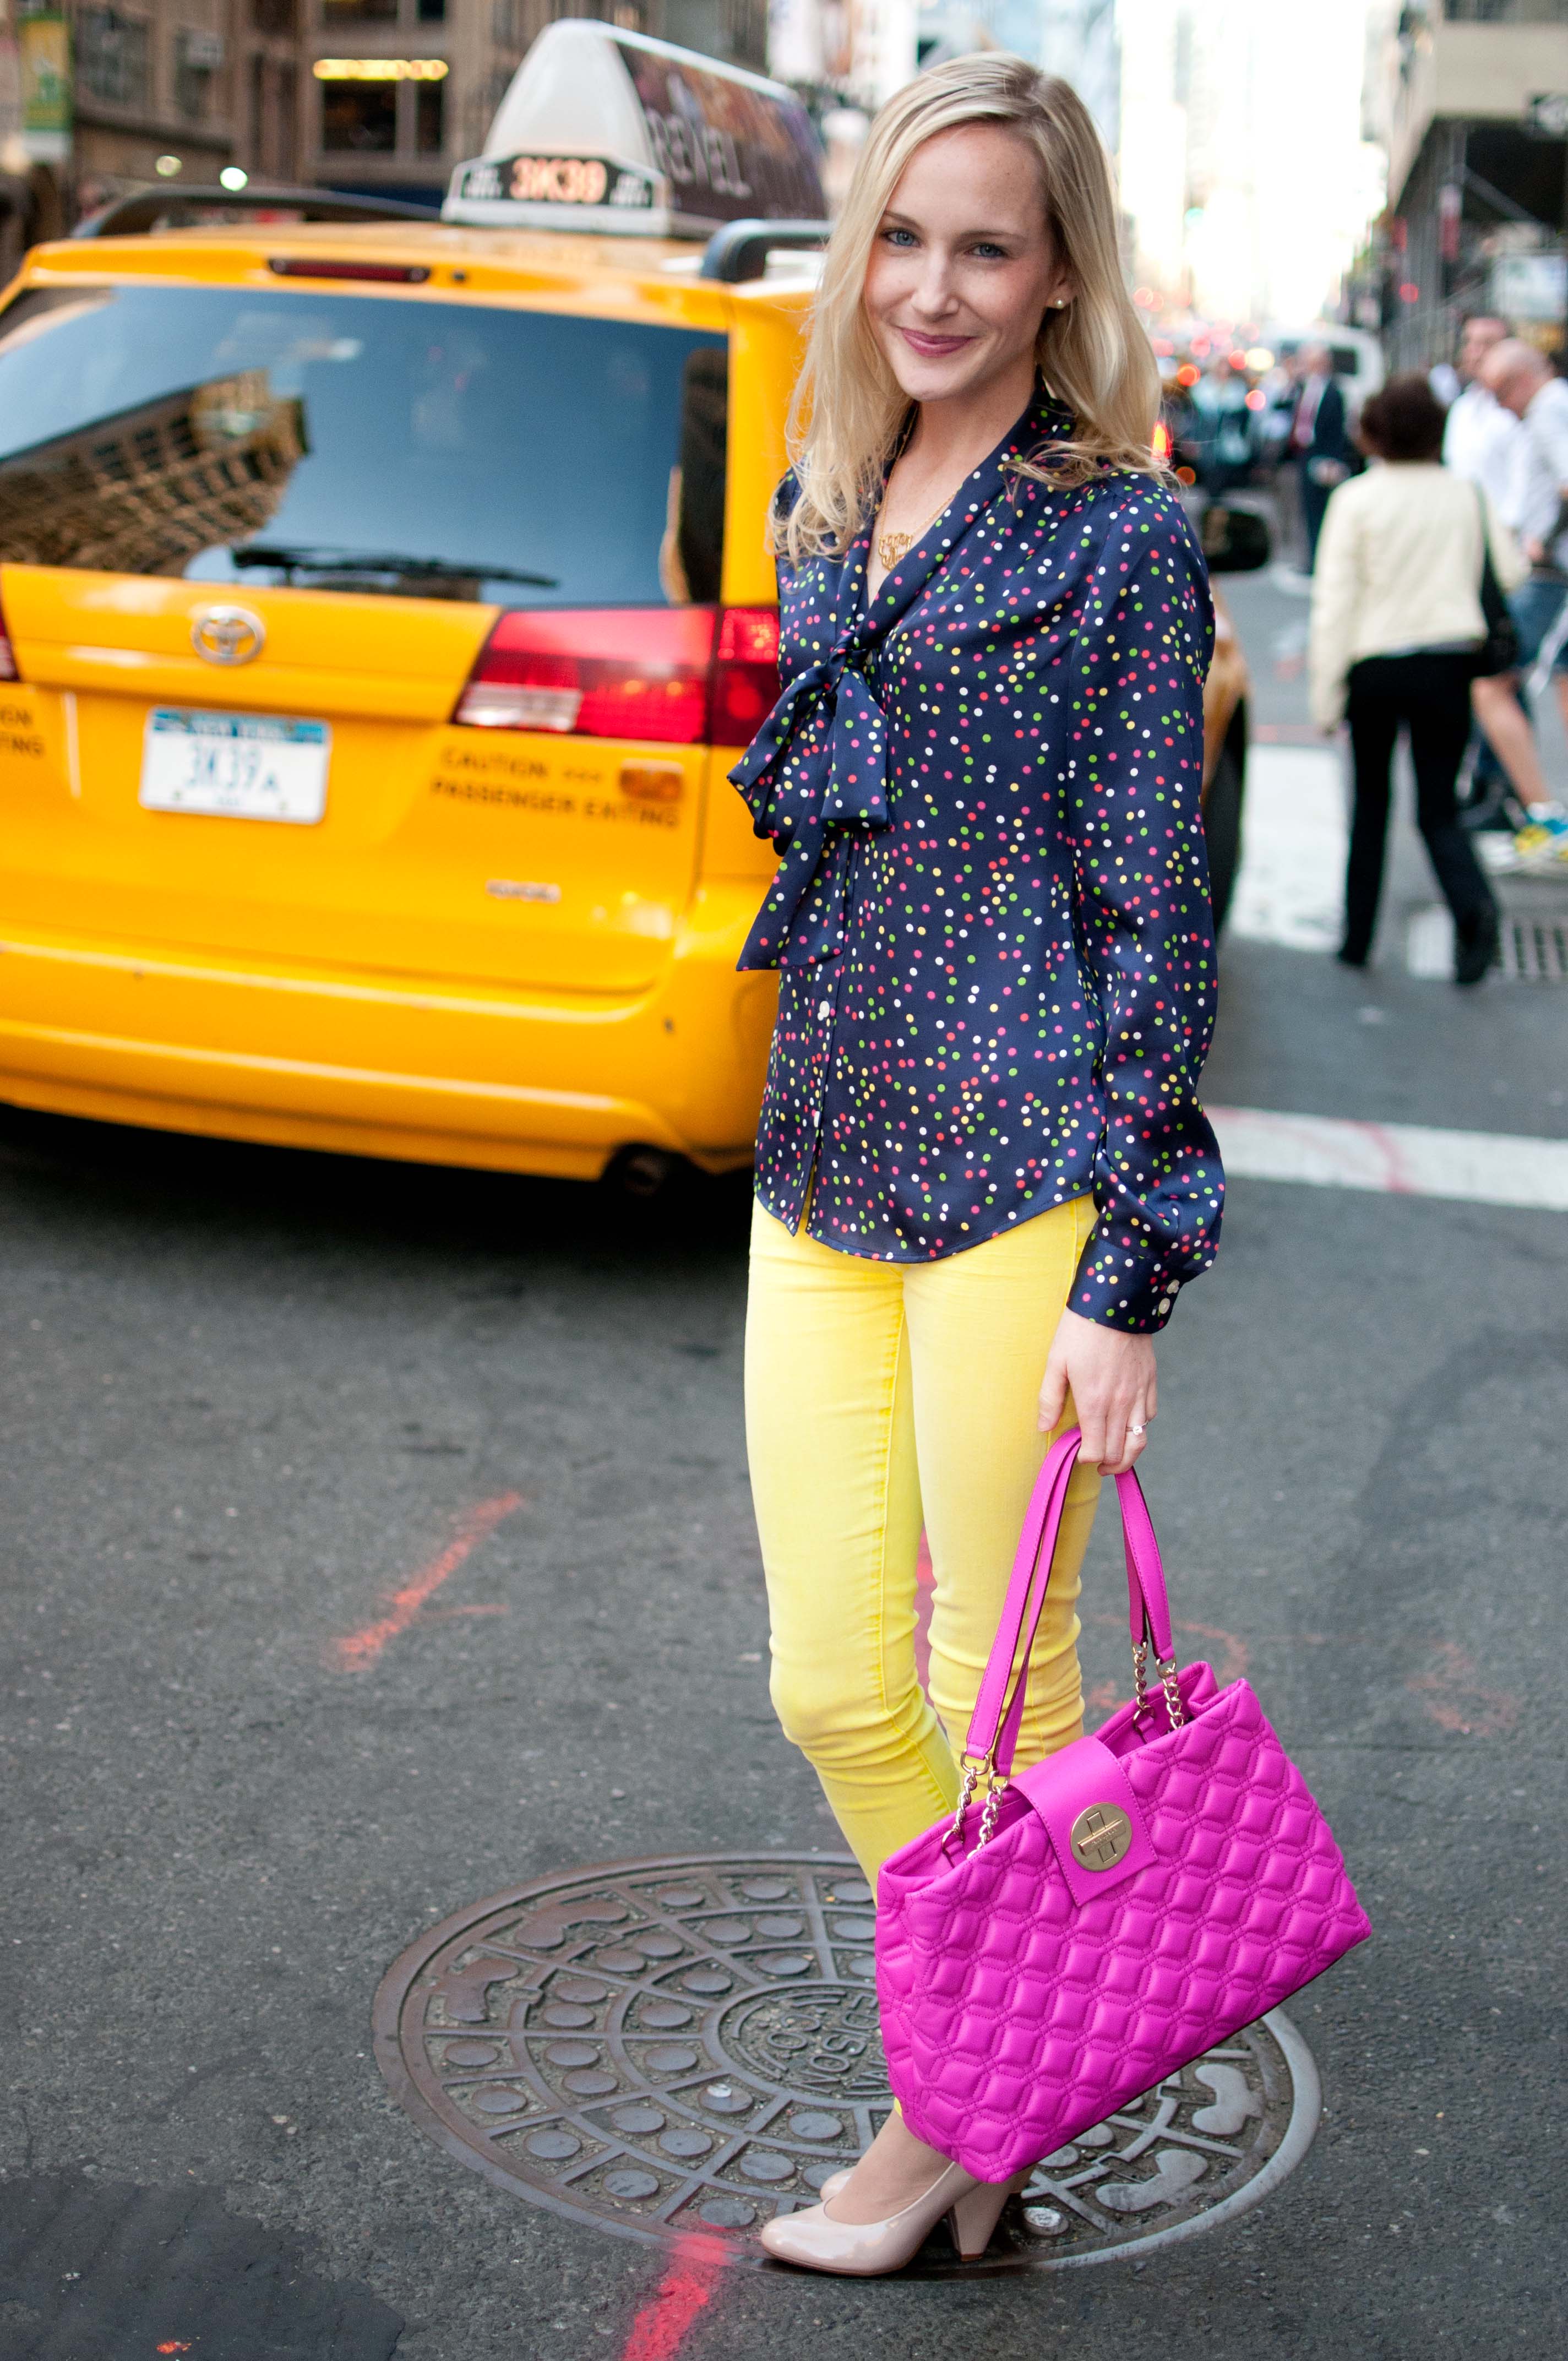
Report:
876,529,916,572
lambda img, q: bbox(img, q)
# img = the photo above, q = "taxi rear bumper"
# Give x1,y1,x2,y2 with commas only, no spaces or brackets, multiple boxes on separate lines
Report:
0,907,777,1179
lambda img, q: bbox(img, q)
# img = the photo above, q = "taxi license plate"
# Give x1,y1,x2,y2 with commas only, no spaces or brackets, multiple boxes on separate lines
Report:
139,708,330,824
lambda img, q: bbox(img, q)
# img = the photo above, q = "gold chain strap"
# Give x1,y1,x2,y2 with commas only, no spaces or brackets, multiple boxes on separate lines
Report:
1131,1632,1186,1729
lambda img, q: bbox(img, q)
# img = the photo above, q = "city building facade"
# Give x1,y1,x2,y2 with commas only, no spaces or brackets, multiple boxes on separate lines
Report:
1118,0,1382,331
1369,0,1568,368
0,0,771,242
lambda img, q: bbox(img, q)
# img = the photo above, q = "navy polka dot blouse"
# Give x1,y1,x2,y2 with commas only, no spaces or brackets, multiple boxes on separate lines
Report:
729,391,1224,1333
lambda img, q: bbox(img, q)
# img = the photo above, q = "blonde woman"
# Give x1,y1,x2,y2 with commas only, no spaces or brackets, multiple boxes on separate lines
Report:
733,55,1224,2275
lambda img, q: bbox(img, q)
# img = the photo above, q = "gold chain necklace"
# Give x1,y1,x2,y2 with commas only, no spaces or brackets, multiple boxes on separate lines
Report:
875,487,951,575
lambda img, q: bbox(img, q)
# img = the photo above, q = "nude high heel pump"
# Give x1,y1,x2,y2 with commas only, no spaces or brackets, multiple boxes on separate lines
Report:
759,2163,1028,2276
946,2168,1033,2259
815,2162,1028,2243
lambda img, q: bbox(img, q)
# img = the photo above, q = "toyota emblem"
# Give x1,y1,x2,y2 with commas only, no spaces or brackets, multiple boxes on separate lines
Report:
191,605,265,666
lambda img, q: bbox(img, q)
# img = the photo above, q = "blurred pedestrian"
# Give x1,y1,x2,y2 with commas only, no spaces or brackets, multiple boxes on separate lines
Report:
1309,372,1517,984
1442,314,1543,822
1289,340,1354,571
1190,357,1255,496
1442,313,1517,502
735,52,1222,2273
1479,339,1568,757
1265,347,1307,563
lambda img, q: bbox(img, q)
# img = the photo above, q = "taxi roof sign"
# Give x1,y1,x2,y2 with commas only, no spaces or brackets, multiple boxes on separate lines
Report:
442,22,825,239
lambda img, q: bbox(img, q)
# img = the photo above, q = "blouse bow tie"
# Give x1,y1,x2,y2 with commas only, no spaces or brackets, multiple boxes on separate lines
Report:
726,396,1071,972
728,605,891,972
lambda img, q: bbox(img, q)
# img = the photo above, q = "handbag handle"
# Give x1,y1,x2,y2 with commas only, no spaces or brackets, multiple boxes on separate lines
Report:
962,1428,1183,1781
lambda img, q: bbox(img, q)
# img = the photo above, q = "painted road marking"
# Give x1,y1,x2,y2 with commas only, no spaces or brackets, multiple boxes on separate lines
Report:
1228,746,1344,955
618,2245,720,2360
329,1492,524,1671
1212,1105,1568,1212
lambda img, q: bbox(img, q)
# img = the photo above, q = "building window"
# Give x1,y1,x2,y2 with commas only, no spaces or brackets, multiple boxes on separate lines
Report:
321,0,398,24
251,54,298,176
718,0,765,69
275,63,298,176
321,80,397,150
174,28,224,121
415,77,444,153
251,0,297,31
77,8,151,111
417,0,447,20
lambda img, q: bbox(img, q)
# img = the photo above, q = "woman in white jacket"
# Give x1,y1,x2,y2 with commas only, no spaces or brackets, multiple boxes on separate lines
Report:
1308,371,1521,984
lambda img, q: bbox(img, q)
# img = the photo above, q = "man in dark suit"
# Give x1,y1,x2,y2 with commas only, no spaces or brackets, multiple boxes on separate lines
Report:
1290,341,1355,571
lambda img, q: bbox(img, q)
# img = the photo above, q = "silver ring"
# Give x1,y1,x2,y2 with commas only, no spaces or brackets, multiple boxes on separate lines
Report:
1128,1422,1147,1436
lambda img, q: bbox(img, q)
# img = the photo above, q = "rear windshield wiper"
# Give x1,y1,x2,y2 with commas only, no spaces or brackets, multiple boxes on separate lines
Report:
231,544,558,588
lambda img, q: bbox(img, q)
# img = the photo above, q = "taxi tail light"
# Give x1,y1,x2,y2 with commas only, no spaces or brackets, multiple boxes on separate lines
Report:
453,608,717,742
710,606,780,745
0,586,17,682
452,605,780,743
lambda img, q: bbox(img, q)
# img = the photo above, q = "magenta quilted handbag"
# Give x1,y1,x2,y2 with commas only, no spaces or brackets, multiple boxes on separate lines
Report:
876,1428,1370,2183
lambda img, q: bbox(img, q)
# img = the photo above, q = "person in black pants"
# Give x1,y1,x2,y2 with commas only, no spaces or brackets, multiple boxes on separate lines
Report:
1309,374,1513,985
1343,655,1495,972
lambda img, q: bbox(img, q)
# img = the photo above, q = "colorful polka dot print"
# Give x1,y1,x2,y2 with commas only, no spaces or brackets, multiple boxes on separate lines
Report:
728,391,1225,1333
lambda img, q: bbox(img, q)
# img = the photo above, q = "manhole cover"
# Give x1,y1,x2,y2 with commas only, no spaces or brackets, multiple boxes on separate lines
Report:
373,1853,1321,2272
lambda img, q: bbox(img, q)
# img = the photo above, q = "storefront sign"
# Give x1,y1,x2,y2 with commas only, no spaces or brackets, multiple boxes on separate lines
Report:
313,58,448,82
1491,252,1567,324
19,11,70,161
0,33,23,146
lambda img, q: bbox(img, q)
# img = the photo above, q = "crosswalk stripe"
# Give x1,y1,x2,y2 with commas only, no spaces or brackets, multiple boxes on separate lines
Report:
1209,1105,1568,1213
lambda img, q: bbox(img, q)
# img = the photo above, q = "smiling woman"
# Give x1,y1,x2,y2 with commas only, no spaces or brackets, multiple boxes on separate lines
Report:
779,56,1162,570
728,53,1225,2277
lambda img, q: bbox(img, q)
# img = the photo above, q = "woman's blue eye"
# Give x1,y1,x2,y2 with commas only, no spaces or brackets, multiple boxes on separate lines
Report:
972,242,1007,259
884,227,917,247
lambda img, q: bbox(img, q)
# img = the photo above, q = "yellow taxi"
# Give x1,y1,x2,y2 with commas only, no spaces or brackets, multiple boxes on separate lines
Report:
0,25,1257,1192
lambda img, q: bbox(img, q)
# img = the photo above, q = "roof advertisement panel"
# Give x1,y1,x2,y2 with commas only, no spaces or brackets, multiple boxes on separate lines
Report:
618,42,822,230
443,24,824,238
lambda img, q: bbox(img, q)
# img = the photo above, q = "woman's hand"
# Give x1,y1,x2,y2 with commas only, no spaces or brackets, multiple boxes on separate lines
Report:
1037,1307,1157,1476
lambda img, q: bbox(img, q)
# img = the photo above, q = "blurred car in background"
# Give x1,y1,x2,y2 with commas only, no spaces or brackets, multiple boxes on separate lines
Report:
1195,502,1270,931
1269,324,1385,425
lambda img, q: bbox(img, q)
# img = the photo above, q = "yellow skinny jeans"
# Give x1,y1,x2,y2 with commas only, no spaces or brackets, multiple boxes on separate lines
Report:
744,1193,1102,1887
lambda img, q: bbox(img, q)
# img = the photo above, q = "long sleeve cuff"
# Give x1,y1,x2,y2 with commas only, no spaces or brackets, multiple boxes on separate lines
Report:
1070,1232,1191,1334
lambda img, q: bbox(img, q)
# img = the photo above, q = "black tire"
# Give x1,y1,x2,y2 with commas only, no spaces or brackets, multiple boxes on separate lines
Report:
1203,739,1245,934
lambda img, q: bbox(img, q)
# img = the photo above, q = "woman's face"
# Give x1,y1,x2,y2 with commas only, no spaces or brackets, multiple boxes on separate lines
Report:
863,121,1071,409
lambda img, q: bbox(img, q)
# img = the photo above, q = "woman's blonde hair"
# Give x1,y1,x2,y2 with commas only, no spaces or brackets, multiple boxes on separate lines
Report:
778,53,1162,564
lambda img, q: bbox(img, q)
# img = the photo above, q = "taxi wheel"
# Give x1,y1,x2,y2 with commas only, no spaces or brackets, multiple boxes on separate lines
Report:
1204,741,1245,934
604,1145,688,1201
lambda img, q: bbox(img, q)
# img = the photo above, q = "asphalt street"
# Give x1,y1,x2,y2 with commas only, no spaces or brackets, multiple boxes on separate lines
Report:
2,565,1564,2360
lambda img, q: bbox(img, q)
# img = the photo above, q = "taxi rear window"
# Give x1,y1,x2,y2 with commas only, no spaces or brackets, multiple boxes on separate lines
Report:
0,283,726,606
